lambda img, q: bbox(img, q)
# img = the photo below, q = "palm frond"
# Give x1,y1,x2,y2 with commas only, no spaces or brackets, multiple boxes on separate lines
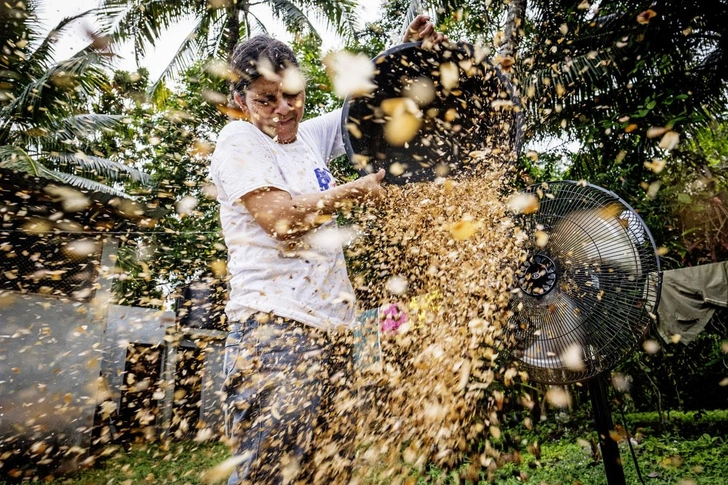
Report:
147,17,212,101
2,49,109,126
51,171,132,198
52,114,123,141
28,10,97,71
259,0,358,42
49,152,152,185
0,0,34,51
263,0,320,39
0,146,141,197
99,0,195,64
208,14,231,59
0,145,62,180
246,13,270,38
519,47,619,111
301,0,358,39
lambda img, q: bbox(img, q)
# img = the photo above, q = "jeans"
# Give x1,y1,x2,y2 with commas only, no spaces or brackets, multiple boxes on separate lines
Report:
222,313,351,485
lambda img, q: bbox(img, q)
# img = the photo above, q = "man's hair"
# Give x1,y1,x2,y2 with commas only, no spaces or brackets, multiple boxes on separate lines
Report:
231,35,299,93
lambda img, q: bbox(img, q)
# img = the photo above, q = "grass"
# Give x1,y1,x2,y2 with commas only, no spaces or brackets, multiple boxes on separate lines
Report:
624,409,728,438
4,411,727,484
462,434,728,484
420,410,728,485
44,441,230,485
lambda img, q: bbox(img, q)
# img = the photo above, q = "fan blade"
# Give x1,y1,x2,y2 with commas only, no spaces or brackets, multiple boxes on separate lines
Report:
519,290,587,370
549,205,642,275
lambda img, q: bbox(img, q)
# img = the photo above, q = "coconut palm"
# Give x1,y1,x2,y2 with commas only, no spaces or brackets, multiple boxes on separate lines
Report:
517,2,726,123
404,0,728,180
514,0,728,185
99,0,359,96
0,0,150,195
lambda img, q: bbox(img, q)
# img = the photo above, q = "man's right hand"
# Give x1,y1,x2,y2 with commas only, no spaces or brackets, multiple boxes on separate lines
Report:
349,168,385,205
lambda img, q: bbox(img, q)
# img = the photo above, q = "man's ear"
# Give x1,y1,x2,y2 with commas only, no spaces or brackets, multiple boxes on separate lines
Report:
233,91,249,115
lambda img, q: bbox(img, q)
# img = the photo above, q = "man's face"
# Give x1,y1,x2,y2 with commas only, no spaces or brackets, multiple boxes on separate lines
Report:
234,75,305,144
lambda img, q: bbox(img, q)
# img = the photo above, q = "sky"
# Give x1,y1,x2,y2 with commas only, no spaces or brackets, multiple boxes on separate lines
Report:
40,0,383,82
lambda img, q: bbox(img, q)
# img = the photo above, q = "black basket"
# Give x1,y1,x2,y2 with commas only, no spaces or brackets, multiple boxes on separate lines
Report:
342,41,523,185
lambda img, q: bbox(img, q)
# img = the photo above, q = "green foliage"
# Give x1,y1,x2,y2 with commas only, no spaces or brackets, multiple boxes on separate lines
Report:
39,424,728,485
589,119,728,266
435,0,502,46
515,150,568,189
615,317,728,414
624,409,728,438
293,33,340,118
488,434,728,485
92,63,229,310
347,0,408,56
100,0,360,99
653,126,728,266
432,0,728,264
412,408,728,484
516,0,727,133
44,441,229,485
0,0,149,195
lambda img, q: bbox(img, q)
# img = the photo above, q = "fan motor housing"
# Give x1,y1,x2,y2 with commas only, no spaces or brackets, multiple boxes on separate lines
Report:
517,253,557,296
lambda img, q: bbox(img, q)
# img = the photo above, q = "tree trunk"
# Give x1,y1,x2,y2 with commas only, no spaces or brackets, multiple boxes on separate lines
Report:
500,0,526,61
225,0,242,62
225,0,244,104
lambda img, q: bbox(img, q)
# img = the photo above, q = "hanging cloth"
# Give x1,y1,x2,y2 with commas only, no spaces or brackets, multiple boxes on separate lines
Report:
656,261,728,344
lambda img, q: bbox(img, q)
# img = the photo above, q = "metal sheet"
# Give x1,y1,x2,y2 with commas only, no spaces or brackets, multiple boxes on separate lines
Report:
0,293,100,463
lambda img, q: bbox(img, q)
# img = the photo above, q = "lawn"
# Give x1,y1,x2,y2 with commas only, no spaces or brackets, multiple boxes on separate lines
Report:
6,411,726,485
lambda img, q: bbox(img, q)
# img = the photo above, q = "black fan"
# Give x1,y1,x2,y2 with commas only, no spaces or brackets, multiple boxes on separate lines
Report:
505,180,662,484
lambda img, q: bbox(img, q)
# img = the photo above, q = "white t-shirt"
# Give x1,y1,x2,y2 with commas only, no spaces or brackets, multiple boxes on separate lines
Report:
210,109,357,330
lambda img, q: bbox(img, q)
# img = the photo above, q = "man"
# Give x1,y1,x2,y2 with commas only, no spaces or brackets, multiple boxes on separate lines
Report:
210,15,445,484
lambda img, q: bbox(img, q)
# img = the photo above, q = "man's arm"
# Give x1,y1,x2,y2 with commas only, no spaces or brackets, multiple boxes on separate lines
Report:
242,169,385,240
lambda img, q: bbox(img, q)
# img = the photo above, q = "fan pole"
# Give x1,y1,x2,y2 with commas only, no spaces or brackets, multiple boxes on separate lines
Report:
588,376,626,485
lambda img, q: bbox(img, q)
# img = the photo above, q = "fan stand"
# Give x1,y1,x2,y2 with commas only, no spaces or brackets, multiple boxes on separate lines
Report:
517,254,627,484
587,375,626,485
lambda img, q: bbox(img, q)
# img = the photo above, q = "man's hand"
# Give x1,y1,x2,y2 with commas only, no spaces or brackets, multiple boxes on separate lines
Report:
403,14,447,45
350,168,385,205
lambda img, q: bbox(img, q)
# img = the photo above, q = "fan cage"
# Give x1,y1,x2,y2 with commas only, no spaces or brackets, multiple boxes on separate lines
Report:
505,181,662,385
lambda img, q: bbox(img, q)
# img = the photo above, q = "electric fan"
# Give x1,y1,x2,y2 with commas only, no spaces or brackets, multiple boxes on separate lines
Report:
505,180,662,485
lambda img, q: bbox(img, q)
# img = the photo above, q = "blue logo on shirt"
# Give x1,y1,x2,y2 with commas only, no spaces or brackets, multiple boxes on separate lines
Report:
314,167,333,191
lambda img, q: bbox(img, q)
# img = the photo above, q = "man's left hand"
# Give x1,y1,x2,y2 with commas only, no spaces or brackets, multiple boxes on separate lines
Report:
403,14,447,45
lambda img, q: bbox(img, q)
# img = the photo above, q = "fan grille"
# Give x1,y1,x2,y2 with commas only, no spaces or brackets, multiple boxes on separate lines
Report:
505,181,661,384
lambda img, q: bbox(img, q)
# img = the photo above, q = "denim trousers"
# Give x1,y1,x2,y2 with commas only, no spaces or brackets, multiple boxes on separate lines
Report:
222,313,352,485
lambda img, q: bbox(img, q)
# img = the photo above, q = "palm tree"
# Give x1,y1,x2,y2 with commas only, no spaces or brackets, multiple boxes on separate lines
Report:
99,0,359,96
0,0,150,195
407,0,728,183
515,0,728,184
